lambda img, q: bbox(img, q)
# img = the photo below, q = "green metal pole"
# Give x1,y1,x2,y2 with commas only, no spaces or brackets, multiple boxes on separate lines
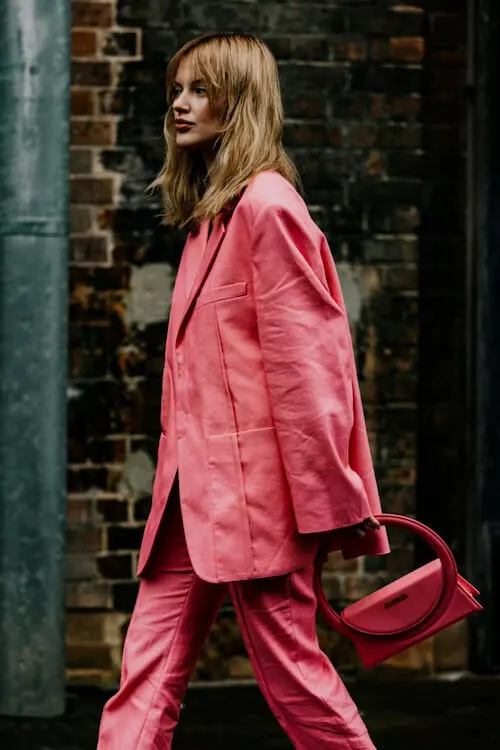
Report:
0,1,70,716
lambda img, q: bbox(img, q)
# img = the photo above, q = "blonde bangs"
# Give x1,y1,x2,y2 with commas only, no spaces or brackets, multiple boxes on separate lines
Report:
150,33,302,233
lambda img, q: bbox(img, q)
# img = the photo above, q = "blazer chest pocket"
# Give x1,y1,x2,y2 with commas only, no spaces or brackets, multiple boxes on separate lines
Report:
196,281,248,309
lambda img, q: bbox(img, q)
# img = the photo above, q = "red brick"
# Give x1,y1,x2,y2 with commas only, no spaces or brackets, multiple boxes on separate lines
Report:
377,124,422,149
391,95,422,119
346,123,377,148
370,39,389,62
386,546,415,575
67,498,93,523
67,612,107,643
365,150,384,176
431,68,466,93
427,47,467,69
71,119,114,146
332,40,367,62
70,149,93,175
70,177,114,204
434,621,468,671
71,2,114,28
389,37,425,63
323,551,360,574
343,574,389,601
385,266,418,290
72,29,98,57
377,485,415,515
66,552,99,580
67,643,113,671
370,94,388,120
429,12,465,46
385,466,416,485
283,122,328,147
97,207,114,230
67,526,103,553
71,89,94,117
70,205,94,234
66,581,111,609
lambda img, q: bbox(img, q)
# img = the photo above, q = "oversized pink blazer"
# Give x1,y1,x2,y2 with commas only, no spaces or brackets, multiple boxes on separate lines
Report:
137,170,390,583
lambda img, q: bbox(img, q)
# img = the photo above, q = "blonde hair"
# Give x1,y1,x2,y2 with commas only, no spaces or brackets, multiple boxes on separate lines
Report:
149,33,303,232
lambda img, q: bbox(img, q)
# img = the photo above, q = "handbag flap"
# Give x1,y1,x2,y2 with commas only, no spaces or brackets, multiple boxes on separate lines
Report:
341,559,443,636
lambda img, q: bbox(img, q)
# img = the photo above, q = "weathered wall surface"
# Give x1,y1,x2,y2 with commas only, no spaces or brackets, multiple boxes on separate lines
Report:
67,1,467,685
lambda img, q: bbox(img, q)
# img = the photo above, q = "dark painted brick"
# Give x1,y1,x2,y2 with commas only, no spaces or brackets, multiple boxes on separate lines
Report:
71,61,112,87
68,467,108,493
96,499,129,523
388,151,426,179
88,438,127,464
100,148,136,173
70,205,93,234
69,348,109,379
70,236,108,263
112,581,139,613
107,525,143,551
67,379,131,438
97,88,135,117
117,0,170,25
261,5,348,34
97,554,133,579
133,496,152,522
103,30,140,57
350,64,423,94
70,148,93,175
349,8,424,36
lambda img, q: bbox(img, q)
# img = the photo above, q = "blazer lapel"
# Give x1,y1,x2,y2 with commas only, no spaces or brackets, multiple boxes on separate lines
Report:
175,214,227,344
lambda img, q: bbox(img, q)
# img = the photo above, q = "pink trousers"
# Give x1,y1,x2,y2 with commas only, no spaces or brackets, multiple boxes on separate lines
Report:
97,485,376,750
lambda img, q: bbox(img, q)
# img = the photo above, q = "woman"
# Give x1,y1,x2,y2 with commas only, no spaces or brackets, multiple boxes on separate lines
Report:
97,32,390,750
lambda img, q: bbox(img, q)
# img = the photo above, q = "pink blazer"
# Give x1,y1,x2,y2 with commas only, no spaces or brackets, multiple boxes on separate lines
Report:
137,170,390,583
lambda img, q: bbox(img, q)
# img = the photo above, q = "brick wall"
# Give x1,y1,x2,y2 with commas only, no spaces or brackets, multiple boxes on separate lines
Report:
67,1,468,685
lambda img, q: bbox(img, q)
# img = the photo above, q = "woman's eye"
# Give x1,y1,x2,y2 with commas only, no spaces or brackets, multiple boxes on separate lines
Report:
194,87,207,95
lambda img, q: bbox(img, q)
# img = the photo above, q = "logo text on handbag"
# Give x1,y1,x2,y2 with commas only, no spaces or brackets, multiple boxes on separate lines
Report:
384,593,408,609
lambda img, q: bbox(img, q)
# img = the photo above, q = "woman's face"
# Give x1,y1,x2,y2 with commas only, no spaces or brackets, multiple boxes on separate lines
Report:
172,57,222,166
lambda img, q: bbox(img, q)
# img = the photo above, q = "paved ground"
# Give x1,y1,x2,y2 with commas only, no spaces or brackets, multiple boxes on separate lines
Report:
0,676,499,749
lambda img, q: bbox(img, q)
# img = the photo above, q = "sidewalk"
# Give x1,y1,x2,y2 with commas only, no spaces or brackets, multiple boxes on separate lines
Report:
0,675,498,749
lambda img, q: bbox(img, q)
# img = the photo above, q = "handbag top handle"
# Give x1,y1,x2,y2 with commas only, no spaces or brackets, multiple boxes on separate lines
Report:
314,514,459,640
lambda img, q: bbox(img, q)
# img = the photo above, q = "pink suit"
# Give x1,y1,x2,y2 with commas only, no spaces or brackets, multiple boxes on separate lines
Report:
97,170,389,749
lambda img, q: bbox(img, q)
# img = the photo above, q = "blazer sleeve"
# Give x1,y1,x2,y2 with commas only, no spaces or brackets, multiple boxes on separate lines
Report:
250,200,386,546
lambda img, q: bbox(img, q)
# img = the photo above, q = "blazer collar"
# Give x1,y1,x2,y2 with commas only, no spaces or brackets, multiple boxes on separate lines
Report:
175,214,227,344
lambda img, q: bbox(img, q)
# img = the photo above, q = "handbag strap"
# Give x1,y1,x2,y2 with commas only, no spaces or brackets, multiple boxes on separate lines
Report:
314,514,459,640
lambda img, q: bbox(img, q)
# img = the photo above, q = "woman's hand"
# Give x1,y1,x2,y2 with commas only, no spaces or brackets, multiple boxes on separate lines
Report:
350,515,381,537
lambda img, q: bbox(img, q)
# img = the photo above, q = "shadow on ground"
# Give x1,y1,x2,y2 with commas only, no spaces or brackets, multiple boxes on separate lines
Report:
0,676,498,749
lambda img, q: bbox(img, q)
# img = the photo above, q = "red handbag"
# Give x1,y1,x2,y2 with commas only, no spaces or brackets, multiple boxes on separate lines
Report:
314,514,483,669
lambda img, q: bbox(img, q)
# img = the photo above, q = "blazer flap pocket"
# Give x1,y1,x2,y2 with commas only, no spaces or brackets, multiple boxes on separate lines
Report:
197,281,247,308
